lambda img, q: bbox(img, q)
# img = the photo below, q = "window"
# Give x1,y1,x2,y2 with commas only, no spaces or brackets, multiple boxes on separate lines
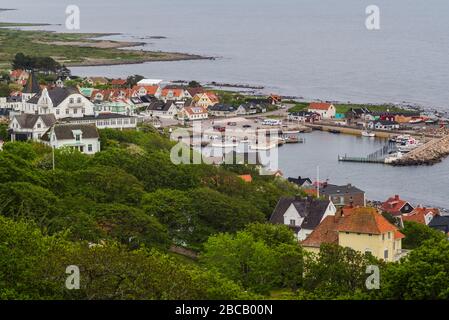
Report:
88,144,93,152
37,123,41,128
382,234,385,241
66,109,69,115
77,97,82,103
82,108,85,114
56,109,60,115
384,250,389,259
289,219,296,226
69,98,74,104
75,135,80,141
74,108,78,114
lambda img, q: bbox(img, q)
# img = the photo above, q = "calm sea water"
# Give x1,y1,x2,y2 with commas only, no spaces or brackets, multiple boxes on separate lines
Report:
1,1,449,207
2,0,449,108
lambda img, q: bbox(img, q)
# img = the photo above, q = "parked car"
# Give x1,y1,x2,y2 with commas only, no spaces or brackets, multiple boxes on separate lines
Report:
243,124,252,128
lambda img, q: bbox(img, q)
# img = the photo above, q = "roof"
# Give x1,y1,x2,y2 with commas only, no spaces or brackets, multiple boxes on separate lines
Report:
22,72,40,94
110,79,127,86
320,183,365,196
50,124,99,140
209,104,236,112
289,111,318,117
238,175,253,183
60,113,135,122
183,106,207,115
161,88,184,98
428,216,449,234
336,207,397,235
308,102,333,111
301,215,340,248
28,87,80,107
381,195,412,215
13,114,56,129
187,87,205,97
147,100,176,112
269,196,331,230
373,120,399,125
288,176,312,187
132,85,160,96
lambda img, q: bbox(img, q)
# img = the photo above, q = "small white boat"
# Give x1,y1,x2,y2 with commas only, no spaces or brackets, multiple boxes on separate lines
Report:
409,118,423,124
361,131,375,137
249,142,277,150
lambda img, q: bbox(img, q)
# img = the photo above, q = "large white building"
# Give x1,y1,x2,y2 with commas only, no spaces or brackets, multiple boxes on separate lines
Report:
24,87,95,119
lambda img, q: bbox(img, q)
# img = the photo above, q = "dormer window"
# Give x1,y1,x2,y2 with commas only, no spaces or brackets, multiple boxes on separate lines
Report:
77,97,82,103
72,129,83,142
70,98,74,104
290,219,296,226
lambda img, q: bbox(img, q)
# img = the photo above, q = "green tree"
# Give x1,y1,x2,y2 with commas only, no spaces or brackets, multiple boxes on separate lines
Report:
380,239,449,299
401,221,445,249
201,231,278,294
3,141,38,161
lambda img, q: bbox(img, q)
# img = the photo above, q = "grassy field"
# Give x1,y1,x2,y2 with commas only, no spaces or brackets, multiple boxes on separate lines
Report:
0,22,209,71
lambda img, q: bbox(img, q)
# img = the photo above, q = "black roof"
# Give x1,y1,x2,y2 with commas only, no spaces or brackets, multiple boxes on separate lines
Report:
209,104,236,112
147,100,175,112
320,183,365,196
269,196,331,230
22,72,40,94
27,87,79,106
428,216,449,234
288,176,312,187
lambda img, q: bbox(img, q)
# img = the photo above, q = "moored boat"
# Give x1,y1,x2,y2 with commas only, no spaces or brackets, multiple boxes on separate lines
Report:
361,130,375,137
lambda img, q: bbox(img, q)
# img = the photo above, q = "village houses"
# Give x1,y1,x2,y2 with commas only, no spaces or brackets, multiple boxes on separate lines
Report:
307,102,336,119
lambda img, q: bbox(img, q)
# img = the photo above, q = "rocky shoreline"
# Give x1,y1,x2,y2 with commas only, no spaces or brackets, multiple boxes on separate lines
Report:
394,135,449,166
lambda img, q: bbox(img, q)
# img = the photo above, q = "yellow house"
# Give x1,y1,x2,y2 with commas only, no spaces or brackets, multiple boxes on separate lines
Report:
301,207,405,262
193,92,219,108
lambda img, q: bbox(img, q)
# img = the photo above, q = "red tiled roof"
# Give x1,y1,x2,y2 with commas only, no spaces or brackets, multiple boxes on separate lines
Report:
337,207,397,235
394,230,405,240
381,195,409,215
402,207,439,225
308,102,333,111
132,85,160,96
304,188,318,197
111,79,127,86
238,175,253,183
301,215,340,248
161,88,184,97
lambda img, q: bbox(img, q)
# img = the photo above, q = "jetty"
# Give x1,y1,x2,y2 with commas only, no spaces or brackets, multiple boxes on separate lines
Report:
393,134,449,166
338,143,397,164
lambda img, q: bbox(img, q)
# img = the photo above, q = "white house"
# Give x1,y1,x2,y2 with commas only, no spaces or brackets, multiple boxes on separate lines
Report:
307,103,336,119
42,124,101,155
23,87,95,119
368,120,400,131
269,196,337,240
9,113,56,141
146,101,178,119
137,79,163,86
178,106,208,121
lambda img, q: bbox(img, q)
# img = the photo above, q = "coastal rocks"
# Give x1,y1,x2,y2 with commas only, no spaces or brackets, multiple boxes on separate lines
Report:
394,135,449,166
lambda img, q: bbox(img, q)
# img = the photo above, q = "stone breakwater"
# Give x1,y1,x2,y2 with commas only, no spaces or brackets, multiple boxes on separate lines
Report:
394,135,449,166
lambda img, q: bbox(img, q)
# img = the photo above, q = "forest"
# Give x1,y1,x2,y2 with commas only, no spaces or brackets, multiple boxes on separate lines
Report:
0,125,447,300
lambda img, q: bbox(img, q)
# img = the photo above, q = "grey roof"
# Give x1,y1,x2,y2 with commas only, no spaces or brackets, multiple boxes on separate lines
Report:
269,196,331,230
23,72,40,94
27,87,79,106
209,104,236,112
51,124,99,141
147,100,175,112
13,114,56,129
320,183,365,196
288,176,312,187
428,216,449,234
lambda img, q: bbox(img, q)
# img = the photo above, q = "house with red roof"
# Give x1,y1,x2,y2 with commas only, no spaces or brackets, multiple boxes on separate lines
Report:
193,92,220,108
302,207,406,262
381,195,414,216
110,79,127,88
178,106,208,121
131,85,161,98
160,87,192,102
402,206,440,226
307,102,336,119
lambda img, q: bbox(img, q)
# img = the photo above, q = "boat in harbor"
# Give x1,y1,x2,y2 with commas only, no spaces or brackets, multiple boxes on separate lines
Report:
328,129,341,134
361,130,375,137
249,142,277,150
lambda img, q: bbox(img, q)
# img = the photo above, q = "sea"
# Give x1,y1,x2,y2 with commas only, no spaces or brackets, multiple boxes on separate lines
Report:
1,0,449,207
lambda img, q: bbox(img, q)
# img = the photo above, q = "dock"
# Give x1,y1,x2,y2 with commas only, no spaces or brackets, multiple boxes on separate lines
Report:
394,134,449,165
338,143,397,164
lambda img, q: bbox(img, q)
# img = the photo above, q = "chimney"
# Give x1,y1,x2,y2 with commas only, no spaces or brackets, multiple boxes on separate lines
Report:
394,195,400,200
